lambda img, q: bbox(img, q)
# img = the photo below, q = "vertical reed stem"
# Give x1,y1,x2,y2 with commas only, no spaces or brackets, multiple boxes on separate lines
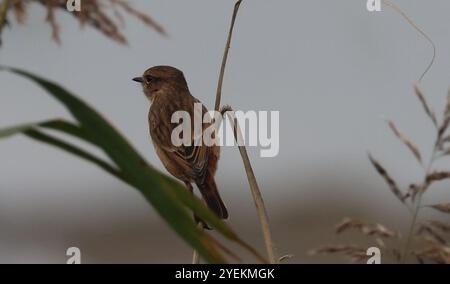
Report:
225,110,278,263
213,1,278,263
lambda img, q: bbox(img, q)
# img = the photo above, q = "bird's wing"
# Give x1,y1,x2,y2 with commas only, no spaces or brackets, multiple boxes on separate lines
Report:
150,94,214,181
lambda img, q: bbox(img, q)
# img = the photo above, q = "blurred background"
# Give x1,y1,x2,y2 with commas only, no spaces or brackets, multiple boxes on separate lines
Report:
1,0,450,263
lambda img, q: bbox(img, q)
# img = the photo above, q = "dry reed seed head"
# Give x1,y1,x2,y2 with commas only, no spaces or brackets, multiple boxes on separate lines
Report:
413,244,450,264
361,223,400,238
314,218,400,262
438,116,450,140
3,0,166,45
310,245,370,263
416,224,447,245
425,171,450,190
414,85,437,127
421,235,447,247
335,217,364,234
348,251,369,263
278,254,294,263
371,224,400,238
366,89,450,263
429,203,450,214
437,135,450,151
368,154,406,203
334,218,399,238
309,245,364,255
111,5,125,28
429,220,450,233
387,120,422,164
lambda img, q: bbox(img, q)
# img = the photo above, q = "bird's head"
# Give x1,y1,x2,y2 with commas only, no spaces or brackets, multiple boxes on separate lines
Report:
133,65,188,101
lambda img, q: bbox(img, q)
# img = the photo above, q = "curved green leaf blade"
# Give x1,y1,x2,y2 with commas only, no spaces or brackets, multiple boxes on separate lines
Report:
0,120,226,263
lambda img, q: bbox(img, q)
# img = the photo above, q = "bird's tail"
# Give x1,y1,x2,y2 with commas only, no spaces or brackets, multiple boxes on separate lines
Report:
196,177,228,219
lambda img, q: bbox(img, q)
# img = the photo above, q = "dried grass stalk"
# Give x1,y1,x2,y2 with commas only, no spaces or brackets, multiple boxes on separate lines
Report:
407,183,421,202
382,0,435,83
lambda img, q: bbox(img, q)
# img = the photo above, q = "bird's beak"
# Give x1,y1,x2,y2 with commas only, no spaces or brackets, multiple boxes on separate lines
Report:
132,77,143,83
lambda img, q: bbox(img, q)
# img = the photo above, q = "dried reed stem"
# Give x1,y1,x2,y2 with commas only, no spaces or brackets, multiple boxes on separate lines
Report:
225,109,278,263
214,0,241,113
213,0,278,264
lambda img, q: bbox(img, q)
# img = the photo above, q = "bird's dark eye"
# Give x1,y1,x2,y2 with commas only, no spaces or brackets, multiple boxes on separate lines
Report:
145,75,157,84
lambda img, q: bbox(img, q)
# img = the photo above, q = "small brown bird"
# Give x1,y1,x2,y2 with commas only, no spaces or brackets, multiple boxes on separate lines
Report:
133,66,228,224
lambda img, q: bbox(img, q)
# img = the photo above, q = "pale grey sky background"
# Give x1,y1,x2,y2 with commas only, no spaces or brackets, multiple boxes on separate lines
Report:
1,0,450,263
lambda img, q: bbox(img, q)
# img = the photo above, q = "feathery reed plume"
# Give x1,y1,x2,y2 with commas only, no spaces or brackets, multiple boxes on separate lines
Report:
368,154,407,203
428,203,450,214
0,0,166,45
387,120,422,164
310,218,401,263
372,87,450,263
313,87,450,264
